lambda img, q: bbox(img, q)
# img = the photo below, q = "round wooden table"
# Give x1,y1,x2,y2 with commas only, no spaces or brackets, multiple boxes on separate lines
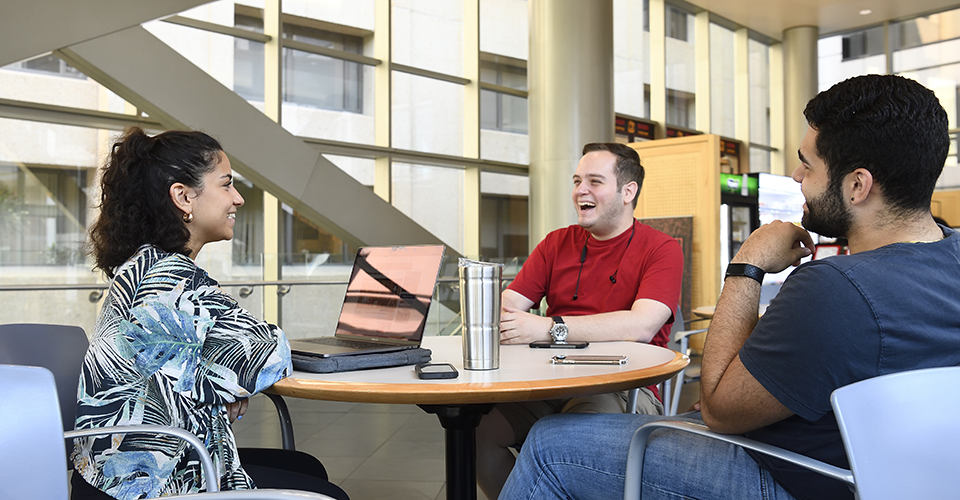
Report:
271,336,688,500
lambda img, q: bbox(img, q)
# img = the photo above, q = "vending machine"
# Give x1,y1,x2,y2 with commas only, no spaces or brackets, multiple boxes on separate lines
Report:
720,173,809,289
719,173,759,270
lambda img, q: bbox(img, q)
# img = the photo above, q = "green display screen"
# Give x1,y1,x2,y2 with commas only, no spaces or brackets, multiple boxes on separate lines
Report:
720,173,759,196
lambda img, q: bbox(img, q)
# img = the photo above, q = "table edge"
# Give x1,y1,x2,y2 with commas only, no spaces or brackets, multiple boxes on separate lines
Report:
269,351,689,405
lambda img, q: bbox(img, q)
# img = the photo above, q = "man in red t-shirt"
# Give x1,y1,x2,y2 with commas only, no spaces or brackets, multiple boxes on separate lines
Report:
477,142,684,498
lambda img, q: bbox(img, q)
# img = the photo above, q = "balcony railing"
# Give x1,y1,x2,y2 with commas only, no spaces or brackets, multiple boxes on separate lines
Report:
0,273,516,338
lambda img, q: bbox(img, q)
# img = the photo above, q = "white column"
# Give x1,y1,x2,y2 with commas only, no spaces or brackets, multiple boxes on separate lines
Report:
782,26,819,174
528,0,614,247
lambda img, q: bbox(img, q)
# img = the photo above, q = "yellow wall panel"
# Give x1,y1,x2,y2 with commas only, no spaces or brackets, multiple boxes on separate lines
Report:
631,135,721,311
932,190,960,227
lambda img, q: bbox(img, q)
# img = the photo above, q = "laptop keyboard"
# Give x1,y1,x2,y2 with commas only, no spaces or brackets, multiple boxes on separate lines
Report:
301,337,384,349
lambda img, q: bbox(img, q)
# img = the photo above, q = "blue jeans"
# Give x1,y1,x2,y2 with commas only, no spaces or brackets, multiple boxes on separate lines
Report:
499,412,796,500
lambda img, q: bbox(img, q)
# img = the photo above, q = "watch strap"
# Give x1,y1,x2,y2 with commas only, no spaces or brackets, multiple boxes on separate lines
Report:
551,316,564,325
725,263,765,284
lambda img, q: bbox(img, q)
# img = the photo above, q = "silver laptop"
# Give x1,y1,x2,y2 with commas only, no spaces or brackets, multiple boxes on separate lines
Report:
289,245,445,358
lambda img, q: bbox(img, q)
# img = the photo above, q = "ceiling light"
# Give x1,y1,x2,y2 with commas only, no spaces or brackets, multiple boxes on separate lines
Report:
859,9,873,15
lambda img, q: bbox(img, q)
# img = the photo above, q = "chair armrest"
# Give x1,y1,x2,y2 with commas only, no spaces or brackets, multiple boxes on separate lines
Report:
179,490,337,499
66,425,219,493
672,327,707,344
264,392,296,450
683,316,711,326
623,420,854,500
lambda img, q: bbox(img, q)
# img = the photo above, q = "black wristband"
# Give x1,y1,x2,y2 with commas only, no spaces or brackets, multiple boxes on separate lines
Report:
725,263,765,284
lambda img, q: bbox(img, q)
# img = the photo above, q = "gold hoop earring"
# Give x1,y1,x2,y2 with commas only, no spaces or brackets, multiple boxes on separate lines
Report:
183,212,193,223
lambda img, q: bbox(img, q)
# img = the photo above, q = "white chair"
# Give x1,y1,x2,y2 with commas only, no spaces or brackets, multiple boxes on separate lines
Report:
0,364,334,500
623,366,960,500
0,323,297,452
628,307,707,415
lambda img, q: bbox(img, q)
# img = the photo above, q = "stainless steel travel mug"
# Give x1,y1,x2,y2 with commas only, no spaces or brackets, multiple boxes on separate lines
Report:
459,263,501,370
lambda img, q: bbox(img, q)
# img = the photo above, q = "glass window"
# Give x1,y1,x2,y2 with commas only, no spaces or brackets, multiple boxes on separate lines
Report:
480,171,528,260
614,0,650,118
280,204,355,266
842,26,885,61
665,6,696,129
818,33,886,91
749,38,770,149
710,23,736,137
10,54,85,80
233,14,367,114
749,146,771,174
893,36,960,74
392,0,463,76
320,155,376,186
480,57,527,134
0,119,104,274
894,7,960,51
282,0,375,32
480,0,528,61
284,24,364,113
665,89,695,128
231,173,264,266
0,58,132,113
0,163,88,266
666,5,689,41
392,72,464,156
234,14,265,102
392,162,464,255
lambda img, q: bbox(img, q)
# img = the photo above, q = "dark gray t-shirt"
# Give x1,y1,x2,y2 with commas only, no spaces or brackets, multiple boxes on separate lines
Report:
740,226,960,500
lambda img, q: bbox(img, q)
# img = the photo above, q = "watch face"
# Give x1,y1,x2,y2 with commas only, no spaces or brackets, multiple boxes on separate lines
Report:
551,324,569,342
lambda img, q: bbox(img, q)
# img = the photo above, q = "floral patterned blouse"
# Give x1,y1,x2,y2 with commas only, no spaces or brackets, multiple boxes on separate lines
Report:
72,245,292,499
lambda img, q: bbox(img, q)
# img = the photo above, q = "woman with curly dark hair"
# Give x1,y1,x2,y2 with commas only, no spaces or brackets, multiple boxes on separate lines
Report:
72,127,347,500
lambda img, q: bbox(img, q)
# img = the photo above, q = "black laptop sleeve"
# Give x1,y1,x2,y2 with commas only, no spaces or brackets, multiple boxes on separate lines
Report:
291,348,433,374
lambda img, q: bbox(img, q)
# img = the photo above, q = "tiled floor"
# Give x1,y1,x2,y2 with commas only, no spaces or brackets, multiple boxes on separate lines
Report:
233,356,702,500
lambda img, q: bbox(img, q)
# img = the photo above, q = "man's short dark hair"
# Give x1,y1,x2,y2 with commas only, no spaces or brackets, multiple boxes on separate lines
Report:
581,142,645,208
803,74,949,214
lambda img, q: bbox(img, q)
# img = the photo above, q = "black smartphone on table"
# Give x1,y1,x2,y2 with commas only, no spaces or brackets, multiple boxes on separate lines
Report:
415,362,459,379
529,340,589,348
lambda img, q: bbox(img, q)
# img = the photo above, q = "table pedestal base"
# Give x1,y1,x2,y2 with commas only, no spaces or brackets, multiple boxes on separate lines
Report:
418,404,494,500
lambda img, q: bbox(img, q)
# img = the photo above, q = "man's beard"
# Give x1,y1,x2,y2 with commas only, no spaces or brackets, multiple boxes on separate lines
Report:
802,182,852,238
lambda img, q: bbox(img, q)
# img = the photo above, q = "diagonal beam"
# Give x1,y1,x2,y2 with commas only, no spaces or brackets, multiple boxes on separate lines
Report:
0,0,210,67
58,25,452,253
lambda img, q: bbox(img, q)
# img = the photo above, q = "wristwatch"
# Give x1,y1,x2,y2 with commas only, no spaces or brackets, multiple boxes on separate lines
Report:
549,316,569,343
725,263,765,284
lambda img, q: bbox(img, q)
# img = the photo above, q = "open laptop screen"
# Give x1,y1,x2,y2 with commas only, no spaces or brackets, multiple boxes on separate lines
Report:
335,245,445,343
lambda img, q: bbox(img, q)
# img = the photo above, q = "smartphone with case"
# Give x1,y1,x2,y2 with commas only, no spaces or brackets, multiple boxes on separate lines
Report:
415,362,459,379
529,340,589,349
550,354,628,365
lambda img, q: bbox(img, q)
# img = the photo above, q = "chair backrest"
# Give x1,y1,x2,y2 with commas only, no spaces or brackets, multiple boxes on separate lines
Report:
668,305,685,350
0,323,89,432
831,366,960,500
0,364,70,500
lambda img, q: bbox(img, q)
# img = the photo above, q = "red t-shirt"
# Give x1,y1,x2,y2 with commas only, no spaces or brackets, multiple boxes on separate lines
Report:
508,220,683,348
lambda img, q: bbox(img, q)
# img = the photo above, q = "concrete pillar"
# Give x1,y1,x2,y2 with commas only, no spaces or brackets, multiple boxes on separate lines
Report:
528,0,614,248
782,26,818,173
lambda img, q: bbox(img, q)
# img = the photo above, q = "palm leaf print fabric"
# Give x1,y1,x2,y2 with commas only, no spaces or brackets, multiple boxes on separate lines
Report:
72,246,293,499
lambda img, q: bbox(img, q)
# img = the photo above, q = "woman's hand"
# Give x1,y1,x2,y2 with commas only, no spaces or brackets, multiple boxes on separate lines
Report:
225,399,249,423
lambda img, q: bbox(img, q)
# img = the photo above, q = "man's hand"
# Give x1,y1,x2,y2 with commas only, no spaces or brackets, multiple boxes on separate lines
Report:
225,398,249,423
500,305,553,344
733,220,815,273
